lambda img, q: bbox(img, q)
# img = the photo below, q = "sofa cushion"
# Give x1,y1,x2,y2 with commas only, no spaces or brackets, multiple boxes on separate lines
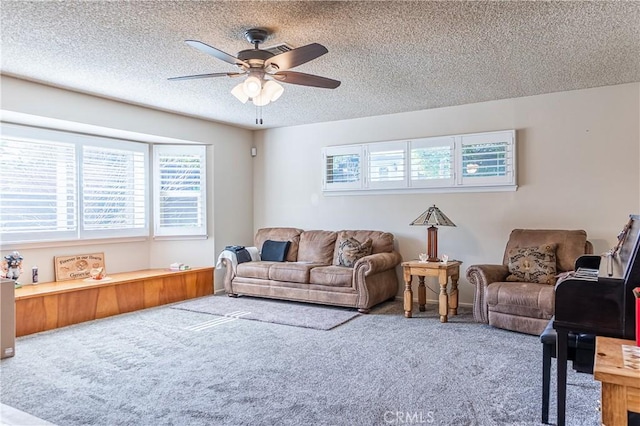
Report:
268,262,321,284
310,265,353,287
486,281,555,319
506,243,557,284
261,240,291,262
236,262,273,280
297,230,337,264
255,228,303,262
337,234,373,267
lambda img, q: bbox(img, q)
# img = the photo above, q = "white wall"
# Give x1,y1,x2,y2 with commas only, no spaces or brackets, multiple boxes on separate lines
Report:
0,76,255,289
253,83,640,305
2,78,638,302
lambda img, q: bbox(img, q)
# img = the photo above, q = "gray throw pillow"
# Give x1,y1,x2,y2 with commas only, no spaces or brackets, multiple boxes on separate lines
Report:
261,240,290,262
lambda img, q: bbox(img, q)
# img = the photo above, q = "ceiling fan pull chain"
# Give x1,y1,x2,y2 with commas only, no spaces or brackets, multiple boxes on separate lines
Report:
255,104,263,125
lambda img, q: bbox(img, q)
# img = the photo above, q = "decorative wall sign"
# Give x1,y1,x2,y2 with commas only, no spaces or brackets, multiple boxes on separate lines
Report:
54,253,105,282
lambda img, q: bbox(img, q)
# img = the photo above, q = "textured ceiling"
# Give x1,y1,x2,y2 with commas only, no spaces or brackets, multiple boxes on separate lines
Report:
1,1,639,130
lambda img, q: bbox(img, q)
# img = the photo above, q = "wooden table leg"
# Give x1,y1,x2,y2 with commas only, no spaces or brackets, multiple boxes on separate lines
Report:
448,273,459,316
403,273,413,318
600,383,627,426
438,272,448,323
418,277,426,312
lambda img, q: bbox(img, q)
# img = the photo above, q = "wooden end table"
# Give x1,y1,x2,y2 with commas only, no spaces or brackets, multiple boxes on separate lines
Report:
593,336,640,426
401,260,462,322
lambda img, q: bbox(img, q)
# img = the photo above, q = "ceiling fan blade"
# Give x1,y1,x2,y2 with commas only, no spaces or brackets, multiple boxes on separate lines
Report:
185,40,249,67
265,43,328,70
273,71,341,89
168,72,245,81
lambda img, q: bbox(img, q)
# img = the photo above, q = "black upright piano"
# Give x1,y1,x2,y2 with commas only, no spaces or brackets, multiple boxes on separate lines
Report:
553,214,640,426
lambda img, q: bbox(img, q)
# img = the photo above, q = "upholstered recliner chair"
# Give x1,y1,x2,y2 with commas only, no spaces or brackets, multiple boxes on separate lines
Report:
466,229,592,335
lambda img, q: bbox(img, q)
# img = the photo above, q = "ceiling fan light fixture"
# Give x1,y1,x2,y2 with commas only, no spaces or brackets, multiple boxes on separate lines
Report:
243,75,262,98
170,30,340,117
262,80,284,103
231,83,249,103
252,92,270,107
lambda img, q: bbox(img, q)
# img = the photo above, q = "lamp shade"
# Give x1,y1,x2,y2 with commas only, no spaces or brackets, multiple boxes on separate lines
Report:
262,80,284,102
231,83,249,103
252,93,268,106
243,75,262,98
409,205,456,227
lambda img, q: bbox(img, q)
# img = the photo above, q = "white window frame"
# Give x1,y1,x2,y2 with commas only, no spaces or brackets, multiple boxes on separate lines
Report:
80,135,149,240
1,123,150,245
152,145,207,238
322,145,364,191
366,141,409,190
457,131,515,187
0,125,79,244
322,130,517,194
409,137,456,189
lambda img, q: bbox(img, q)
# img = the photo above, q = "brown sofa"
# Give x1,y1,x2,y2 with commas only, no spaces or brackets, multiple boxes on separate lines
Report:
466,229,592,335
221,227,402,313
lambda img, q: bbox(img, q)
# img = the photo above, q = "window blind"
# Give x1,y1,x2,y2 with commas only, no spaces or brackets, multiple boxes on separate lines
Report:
82,145,146,231
0,123,149,244
153,145,207,237
0,138,77,242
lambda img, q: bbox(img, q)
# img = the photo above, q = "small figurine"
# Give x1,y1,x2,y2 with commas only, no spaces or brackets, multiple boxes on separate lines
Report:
90,267,105,280
2,251,24,288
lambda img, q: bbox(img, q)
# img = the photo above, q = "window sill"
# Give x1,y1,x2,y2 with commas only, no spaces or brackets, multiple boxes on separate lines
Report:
322,184,518,196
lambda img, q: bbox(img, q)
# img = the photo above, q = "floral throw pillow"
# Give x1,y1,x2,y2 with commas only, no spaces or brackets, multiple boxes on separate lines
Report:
337,236,373,267
506,243,558,284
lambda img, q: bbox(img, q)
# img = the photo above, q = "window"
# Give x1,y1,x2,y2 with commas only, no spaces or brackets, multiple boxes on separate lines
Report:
322,145,363,190
410,137,455,188
0,123,149,244
153,145,207,238
81,139,147,239
367,141,407,189
1,121,210,245
0,134,77,243
458,133,514,186
322,130,516,193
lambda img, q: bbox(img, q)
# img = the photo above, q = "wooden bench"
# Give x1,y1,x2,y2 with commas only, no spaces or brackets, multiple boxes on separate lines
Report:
15,267,214,337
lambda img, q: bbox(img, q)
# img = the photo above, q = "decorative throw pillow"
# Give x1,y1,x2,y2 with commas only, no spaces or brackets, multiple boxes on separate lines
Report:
261,240,291,262
337,236,373,267
506,243,558,284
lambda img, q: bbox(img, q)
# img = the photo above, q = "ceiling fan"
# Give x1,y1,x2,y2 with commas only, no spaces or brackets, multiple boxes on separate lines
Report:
168,28,341,107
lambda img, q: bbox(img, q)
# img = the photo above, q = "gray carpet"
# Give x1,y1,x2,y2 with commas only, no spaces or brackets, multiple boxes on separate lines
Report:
170,295,360,330
0,298,600,426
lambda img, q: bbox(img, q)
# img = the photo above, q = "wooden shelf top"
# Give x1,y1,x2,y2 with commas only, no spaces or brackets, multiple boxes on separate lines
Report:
402,260,462,269
15,267,214,300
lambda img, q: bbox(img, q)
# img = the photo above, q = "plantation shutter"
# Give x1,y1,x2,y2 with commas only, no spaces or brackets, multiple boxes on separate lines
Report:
0,130,78,243
367,141,407,189
322,145,364,191
153,145,207,237
409,137,455,188
458,131,515,186
82,143,147,238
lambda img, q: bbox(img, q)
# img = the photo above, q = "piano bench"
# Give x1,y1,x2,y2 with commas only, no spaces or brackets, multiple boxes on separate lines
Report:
540,318,595,424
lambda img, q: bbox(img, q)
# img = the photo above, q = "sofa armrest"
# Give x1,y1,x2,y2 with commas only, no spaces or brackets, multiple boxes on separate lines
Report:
353,251,402,311
354,251,402,276
465,264,509,324
220,257,236,294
